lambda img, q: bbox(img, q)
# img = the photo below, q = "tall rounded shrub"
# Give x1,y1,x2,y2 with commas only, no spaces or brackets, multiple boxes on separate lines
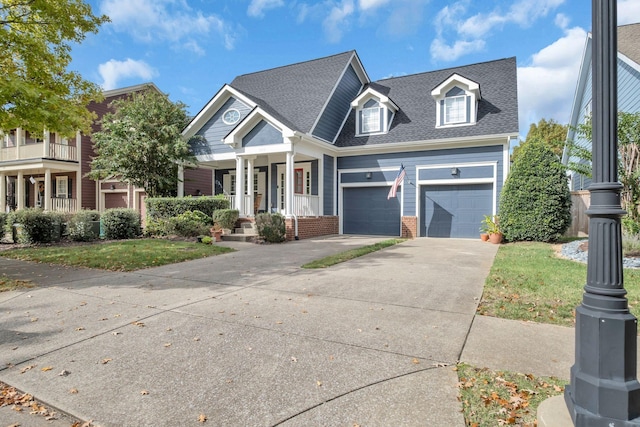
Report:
499,139,571,242
101,208,141,240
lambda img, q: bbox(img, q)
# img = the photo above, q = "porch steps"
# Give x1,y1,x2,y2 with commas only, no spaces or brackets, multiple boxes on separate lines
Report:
221,221,259,243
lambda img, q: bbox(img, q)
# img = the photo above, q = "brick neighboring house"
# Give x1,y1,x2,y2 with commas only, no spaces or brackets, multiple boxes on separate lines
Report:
0,83,211,215
182,50,519,239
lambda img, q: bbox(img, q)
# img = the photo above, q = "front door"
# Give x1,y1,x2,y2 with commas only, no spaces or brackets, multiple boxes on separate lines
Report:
276,163,311,213
35,179,45,208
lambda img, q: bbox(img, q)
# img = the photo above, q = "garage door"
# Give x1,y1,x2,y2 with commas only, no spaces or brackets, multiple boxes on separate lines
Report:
343,187,401,236
105,192,128,209
422,184,492,238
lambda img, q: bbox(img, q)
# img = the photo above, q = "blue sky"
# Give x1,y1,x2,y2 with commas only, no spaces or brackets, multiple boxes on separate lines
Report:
70,0,640,139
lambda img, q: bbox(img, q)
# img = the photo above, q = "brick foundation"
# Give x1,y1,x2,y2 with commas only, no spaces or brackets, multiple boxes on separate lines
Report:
285,216,339,241
401,216,418,239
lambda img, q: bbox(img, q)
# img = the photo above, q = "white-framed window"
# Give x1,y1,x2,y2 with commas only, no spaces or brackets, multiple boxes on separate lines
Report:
444,95,466,124
56,176,68,198
584,99,592,119
362,107,381,133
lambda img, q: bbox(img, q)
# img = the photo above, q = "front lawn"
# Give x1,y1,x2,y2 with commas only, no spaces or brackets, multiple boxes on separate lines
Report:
477,241,640,327
0,239,235,271
0,276,33,292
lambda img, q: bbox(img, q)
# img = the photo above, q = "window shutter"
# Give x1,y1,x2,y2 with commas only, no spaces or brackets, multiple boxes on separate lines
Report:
68,178,72,198
52,178,56,197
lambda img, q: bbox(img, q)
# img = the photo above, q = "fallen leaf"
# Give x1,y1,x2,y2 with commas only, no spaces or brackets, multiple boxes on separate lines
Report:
41,366,53,372
166,328,172,331
20,365,35,374
198,413,207,423
164,343,172,348
141,390,149,395
100,358,112,365
59,370,71,377
412,358,420,365
132,321,144,327
30,317,38,322
75,327,85,331
69,388,79,394
316,380,323,387
112,331,121,336
290,356,298,363
193,337,200,342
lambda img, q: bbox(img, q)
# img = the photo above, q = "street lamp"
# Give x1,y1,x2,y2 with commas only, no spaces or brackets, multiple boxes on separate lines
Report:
564,0,640,424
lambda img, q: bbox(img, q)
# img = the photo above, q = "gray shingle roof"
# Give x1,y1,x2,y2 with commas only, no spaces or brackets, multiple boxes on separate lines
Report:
230,51,356,134
335,57,519,147
618,23,640,66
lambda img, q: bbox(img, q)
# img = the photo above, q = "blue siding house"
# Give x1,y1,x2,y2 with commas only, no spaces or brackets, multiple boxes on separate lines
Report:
181,51,519,239
563,23,640,190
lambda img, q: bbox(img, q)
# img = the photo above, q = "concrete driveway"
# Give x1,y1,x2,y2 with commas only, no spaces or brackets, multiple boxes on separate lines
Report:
0,236,498,426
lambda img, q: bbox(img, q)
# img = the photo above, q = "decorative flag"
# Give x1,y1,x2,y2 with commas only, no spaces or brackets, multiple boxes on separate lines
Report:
387,164,406,199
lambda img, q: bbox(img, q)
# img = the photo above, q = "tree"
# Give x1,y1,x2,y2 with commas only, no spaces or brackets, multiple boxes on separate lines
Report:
89,89,196,198
500,138,572,242
566,112,640,222
512,118,568,162
0,0,108,135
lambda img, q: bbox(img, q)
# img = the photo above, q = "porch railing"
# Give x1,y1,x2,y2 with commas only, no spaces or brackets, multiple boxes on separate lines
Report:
293,195,320,217
48,143,77,161
50,198,77,213
224,194,320,217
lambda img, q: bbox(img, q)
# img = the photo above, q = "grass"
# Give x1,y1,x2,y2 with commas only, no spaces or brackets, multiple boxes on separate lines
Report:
456,363,566,427
0,275,33,292
0,239,235,271
477,241,640,327
301,238,405,268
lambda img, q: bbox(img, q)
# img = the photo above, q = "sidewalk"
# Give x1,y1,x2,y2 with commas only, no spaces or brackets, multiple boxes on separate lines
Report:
0,236,601,426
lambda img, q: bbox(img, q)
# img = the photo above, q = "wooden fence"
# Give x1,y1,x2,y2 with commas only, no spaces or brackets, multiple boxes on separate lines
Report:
566,191,590,237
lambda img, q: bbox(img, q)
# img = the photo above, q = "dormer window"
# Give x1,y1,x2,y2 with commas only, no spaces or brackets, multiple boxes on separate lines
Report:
432,74,481,129
361,102,381,133
351,87,399,137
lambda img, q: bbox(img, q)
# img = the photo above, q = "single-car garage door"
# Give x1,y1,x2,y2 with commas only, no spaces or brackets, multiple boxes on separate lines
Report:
343,187,401,236
422,184,492,238
105,192,128,209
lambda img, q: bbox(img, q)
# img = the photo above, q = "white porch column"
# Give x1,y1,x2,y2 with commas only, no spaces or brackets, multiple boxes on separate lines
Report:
44,169,52,211
43,129,50,157
246,156,255,216
318,155,324,217
0,173,5,213
75,167,81,211
16,171,24,210
285,151,295,217
177,165,184,197
235,157,245,215
16,128,22,158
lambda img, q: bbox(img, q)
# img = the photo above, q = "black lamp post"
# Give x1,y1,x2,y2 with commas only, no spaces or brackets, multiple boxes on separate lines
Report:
564,0,640,424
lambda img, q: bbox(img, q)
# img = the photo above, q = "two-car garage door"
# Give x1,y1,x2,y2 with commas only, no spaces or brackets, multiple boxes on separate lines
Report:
342,183,492,238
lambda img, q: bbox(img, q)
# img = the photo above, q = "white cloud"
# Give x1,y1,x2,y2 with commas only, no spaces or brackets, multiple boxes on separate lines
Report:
430,38,485,62
322,0,355,43
99,0,239,52
618,0,640,25
98,58,158,90
358,0,391,12
431,0,565,63
248,0,284,18
517,26,587,135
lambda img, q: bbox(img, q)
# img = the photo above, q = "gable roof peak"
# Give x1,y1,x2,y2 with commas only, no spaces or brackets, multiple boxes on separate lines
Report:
234,50,358,80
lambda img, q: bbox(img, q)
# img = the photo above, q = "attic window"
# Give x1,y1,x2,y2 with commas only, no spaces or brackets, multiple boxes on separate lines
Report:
444,95,466,124
362,107,381,133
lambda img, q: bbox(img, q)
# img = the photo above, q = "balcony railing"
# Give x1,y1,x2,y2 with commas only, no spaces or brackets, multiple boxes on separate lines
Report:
0,142,77,162
226,194,320,217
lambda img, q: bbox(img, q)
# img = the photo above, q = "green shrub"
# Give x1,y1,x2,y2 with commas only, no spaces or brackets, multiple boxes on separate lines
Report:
499,139,571,242
7,208,65,243
144,217,171,237
0,212,7,238
212,209,239,230
255,213,286,243
145,196,229,220
68,210,101,241
200,236,213,245
622,216,640,236
166,210,211,237
101,208,141,240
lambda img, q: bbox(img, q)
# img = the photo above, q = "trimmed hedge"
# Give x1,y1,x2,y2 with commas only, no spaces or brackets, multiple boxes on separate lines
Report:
6,208,66,244
212,209,239,230
499,139,571,242
101,208,141,240
68,210,101,242
146,196,229,220
255,213,286,243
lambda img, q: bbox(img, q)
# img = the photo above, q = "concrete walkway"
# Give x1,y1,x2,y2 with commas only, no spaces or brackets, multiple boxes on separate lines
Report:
0,236,589,426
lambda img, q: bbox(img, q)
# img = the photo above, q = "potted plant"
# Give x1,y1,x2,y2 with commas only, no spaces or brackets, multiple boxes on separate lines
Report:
481,215,503,244
210,222,223,242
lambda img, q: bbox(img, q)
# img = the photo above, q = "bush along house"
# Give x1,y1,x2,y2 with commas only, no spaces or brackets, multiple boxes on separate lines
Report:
181,50,519,240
